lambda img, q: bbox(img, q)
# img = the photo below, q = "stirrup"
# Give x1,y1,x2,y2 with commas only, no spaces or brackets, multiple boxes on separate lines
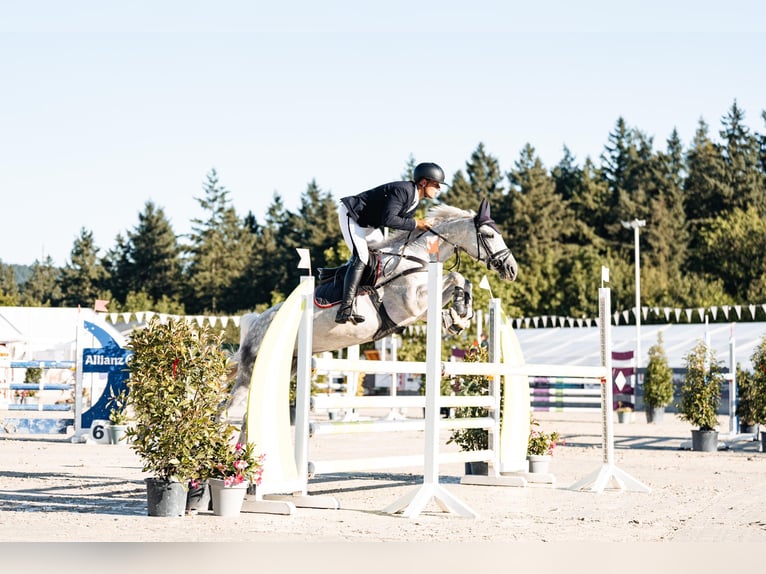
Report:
335,305,365,325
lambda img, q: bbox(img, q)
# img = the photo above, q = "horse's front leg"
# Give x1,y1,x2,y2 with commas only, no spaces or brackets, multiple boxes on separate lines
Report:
440,272,474,335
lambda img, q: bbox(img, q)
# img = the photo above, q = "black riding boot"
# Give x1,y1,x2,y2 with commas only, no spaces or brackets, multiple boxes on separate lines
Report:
335,256,366,324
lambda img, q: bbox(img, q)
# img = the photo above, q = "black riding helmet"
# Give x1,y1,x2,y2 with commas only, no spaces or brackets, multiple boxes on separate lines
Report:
413,162,449,187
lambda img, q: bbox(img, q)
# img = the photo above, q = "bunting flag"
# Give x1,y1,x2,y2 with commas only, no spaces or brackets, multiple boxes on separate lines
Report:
685,309,693,322
735,305,742,319
697,308,705,321
722,305,730,319
613,312,620,325
642,307,648,320
710,306,718,320
296,248,311,272
664,307,671,321
674,309,682,322
749,304,757,319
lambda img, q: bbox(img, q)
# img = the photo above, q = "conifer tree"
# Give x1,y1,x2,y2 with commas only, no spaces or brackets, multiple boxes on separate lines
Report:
719,101,765,214
0,261,19,305
19,256,61,306
104,201,183,308
57,228,111,307
185,169,254,314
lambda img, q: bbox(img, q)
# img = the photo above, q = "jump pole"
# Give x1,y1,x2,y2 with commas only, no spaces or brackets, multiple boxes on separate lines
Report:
568,286,650,493
383,257,478,519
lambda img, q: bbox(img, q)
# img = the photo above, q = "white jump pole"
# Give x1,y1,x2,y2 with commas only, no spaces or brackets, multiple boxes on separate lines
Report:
294,275,314,490
728,329,737,435
384,257,478,519
569,286,650,493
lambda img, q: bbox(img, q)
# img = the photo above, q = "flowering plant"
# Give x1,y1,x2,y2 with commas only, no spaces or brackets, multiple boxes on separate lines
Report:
527,417,562,457
209,440,265,487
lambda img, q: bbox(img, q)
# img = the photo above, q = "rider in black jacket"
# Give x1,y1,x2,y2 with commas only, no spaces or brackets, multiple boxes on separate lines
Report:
336,162,448,324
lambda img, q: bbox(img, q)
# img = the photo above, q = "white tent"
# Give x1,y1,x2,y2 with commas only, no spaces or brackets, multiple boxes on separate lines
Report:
513,321,766,372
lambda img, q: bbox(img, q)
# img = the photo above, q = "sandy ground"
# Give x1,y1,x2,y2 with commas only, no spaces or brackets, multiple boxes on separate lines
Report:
1,410,765,569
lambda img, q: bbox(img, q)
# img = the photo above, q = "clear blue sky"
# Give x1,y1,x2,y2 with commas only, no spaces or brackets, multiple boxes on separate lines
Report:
1,1,764,267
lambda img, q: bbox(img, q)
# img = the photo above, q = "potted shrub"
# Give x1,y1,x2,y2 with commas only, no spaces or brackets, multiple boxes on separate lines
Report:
527,417,561,473
642,332,674,424
23,366,42,404
615,402,634,424
677,340,724,452
106,388,130,445
206,439,264,516
747,337,766,451
125,317,233,517
734,365,759,435
446,346,490,475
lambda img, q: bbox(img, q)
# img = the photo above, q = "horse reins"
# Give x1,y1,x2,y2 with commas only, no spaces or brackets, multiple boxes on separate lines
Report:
374,220,510,288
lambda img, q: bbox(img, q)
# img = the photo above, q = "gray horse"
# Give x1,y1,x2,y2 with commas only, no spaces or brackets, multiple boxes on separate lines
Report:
229,200,517,415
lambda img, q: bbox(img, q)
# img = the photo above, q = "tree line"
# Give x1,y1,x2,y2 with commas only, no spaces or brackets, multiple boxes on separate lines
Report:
1,101,765,324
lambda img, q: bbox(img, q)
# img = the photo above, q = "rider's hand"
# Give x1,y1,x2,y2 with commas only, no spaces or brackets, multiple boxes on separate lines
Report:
415,218,432,231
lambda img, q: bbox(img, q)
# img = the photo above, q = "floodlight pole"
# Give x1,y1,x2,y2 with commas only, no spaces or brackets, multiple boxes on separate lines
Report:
621,219,646,383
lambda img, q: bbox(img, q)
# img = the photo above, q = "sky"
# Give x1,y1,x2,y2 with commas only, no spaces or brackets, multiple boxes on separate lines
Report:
1,1,764,267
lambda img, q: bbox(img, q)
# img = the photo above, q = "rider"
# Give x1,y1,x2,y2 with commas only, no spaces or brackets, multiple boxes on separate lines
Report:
335,162,449,325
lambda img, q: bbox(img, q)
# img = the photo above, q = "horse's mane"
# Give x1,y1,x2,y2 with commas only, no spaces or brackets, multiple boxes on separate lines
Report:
372,204,475,249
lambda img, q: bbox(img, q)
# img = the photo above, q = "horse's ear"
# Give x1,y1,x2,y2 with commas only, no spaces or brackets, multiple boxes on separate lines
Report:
478,198,490,219
474,198,500,232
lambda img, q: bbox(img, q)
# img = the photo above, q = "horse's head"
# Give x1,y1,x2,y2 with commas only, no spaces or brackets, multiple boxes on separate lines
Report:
427,199,518,281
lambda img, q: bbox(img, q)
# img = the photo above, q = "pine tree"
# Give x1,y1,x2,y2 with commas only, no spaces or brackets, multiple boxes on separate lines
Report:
19,256,62,306
57,228,111,307
600,118,653,240
684,118,728,223
441,143,503,211
502,144,573,259
719,101,766,214
105,201,183,308
642,129,689,305
185,169,255,314
0,261,19,305
235,193,291,310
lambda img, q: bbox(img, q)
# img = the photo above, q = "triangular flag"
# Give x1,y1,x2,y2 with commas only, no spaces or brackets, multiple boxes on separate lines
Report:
94,299,109,312
478,274,493,299
296,248,311,272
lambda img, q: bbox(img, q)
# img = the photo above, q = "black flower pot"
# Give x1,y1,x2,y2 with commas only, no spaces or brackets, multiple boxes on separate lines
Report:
186,481,210,513
645,407,665,424
145,478,187,517
691,429,718,452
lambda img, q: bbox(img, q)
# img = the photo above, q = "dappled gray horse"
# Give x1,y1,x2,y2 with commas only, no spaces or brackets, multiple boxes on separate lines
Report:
229,199,517,414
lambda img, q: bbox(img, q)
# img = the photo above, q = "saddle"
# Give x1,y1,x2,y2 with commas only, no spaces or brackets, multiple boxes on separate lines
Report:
314,252,381,307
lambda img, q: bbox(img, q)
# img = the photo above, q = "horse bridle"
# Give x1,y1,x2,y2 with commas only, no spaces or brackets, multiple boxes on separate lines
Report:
426,221,512,273
374,219,511,287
